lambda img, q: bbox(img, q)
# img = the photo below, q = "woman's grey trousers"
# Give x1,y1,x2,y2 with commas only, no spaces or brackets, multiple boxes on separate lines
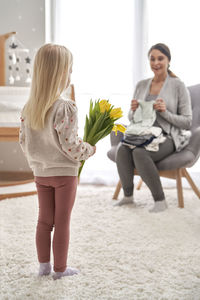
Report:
116,137,175,201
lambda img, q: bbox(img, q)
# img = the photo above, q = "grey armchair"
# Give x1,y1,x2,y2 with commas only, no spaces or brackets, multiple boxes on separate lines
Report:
107,84,200,208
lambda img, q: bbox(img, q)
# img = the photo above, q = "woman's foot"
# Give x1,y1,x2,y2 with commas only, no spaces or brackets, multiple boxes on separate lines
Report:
38,262,52,276
149,200,168,213
113,195,135,206
53,267,80,280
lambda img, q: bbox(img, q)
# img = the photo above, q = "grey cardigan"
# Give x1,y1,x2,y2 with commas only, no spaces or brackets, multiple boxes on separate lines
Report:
129,75,192,152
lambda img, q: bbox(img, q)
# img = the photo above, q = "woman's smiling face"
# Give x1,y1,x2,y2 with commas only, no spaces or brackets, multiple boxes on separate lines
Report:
149,49,169,77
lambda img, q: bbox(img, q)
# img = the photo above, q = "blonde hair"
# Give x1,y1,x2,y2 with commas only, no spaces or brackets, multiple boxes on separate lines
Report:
23,43,73,130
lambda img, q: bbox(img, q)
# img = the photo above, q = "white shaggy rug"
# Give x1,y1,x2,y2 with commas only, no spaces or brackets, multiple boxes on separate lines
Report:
1,184,200,300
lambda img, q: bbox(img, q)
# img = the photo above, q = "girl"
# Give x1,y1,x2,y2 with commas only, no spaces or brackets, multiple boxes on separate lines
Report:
19,44,96,280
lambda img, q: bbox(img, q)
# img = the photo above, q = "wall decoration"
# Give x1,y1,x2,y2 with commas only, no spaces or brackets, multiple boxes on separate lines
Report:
7,32,31,85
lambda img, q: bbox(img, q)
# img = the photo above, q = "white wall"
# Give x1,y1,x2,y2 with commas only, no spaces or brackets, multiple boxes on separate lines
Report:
145,0,200,87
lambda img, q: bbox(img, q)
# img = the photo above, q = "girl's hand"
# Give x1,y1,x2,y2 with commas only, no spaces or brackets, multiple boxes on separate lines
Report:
131,99,139,111
153,98,166,112
91,145,96,155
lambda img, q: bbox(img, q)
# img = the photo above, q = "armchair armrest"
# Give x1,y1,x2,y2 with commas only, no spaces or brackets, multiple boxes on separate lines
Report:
157,127,200,170
110,129,124,146
108,130,125,162
185,126,200,163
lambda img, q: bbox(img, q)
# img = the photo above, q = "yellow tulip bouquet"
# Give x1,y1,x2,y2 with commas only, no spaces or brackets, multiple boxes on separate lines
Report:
78,99,126,177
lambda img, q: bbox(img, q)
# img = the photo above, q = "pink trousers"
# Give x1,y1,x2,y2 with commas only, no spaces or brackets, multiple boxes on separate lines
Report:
35,176,78,272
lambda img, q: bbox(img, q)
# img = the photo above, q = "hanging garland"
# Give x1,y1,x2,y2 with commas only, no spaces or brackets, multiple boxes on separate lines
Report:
7,34,31,85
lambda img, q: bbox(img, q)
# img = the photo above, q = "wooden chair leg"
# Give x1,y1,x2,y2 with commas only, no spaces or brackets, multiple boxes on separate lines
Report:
113,180,122,200
182,168,200,199
136,178,143,190
176,169,184,208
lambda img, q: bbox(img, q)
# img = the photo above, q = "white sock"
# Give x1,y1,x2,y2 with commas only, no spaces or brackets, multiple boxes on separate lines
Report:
53,267,80,280
113,195,135,206
38,262,51,276
149,200,168,213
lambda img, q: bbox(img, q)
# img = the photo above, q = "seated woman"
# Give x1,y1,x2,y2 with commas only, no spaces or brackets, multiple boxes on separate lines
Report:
115,43,192,212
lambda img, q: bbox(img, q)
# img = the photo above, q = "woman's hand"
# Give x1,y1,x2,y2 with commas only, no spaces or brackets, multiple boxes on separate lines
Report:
153,98,166,112
131,99,139,111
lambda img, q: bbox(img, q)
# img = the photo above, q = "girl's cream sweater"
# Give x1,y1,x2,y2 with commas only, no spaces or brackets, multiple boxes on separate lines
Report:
19,98,94,176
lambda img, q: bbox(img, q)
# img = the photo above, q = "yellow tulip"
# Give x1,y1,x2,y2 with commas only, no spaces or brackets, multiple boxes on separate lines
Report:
110,108,123,119
79,99,123,177
112,124,126,136
99,100,111,113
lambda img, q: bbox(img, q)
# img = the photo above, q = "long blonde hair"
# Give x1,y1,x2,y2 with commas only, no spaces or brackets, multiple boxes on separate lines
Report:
23,43,73,130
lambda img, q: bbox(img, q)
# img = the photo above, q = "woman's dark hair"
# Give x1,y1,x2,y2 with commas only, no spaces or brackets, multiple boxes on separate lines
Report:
148,43,177,78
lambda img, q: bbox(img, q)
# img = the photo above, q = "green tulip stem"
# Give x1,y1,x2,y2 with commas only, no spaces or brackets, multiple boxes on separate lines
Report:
78,160,85,178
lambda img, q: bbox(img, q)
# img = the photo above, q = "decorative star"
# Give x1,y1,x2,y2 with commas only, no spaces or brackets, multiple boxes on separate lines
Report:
9,43,18,49
8,55,12,60
25,57,31,64
26,69,30,73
